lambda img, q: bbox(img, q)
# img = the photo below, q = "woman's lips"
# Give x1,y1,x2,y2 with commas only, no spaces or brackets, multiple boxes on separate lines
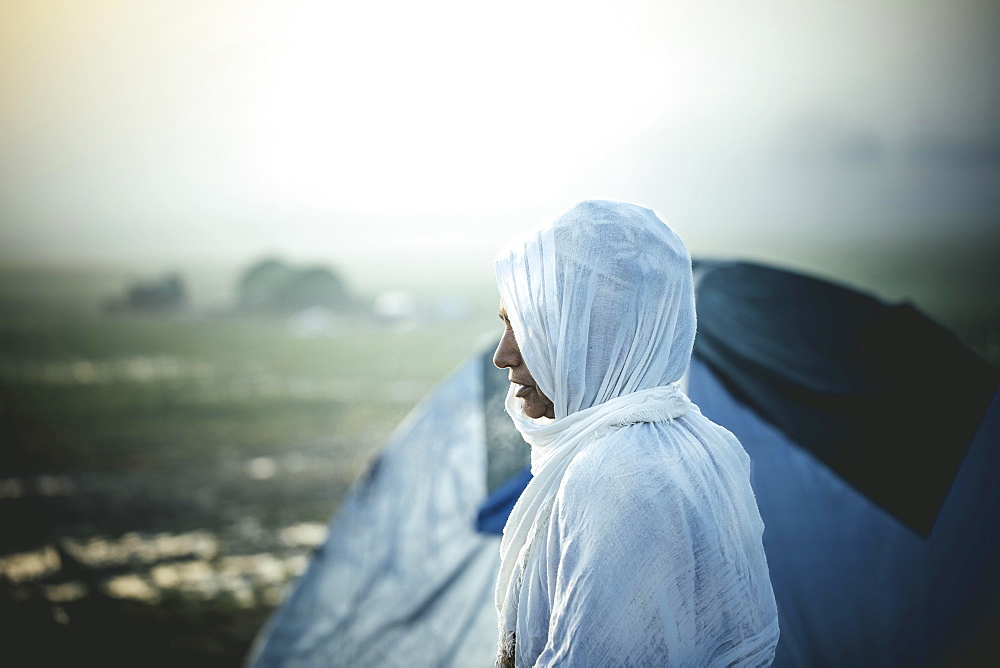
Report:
514,384,534,399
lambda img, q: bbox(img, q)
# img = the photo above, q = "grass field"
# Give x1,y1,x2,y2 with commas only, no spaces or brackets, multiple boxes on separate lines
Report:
0,262,500,470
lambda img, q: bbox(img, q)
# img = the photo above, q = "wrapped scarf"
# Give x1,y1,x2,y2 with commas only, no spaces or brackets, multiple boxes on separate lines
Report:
494,201,778,666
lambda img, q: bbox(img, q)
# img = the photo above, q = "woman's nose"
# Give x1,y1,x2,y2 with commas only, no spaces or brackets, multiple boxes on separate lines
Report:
493,329,521,369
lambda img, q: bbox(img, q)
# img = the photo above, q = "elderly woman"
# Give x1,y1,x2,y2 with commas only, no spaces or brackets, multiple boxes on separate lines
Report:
492,201,779,666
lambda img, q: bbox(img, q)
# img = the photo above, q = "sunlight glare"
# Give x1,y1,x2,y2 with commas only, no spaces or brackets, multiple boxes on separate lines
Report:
248,0,734,214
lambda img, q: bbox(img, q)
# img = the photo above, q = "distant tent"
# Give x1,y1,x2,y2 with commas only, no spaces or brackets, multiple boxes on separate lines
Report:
104,273,187,312
239,260,298,311
238,259,351,313
246,261,999,667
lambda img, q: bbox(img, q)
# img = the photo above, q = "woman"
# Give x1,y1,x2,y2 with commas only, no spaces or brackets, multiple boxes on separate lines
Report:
493,201,778,666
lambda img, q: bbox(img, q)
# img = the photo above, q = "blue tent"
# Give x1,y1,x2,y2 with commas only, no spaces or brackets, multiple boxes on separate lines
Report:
247,261,999,666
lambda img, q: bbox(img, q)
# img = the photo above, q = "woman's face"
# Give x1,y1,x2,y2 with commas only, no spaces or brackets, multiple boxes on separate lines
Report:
493,301,556,420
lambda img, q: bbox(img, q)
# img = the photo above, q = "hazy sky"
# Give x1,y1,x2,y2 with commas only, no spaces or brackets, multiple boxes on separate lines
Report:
1,0,998,276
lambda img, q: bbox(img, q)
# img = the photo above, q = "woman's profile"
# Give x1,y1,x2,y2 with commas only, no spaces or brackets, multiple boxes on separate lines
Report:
492,200,779,666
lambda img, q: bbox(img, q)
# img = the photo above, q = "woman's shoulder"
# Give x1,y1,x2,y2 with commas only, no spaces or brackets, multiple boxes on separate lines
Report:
566,420,683,472
556,423,689,514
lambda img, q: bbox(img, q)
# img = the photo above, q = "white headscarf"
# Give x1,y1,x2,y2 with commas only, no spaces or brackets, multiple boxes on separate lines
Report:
494,201,778,665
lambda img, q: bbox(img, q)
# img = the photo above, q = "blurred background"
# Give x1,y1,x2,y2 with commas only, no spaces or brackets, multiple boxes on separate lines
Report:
1,0,997,665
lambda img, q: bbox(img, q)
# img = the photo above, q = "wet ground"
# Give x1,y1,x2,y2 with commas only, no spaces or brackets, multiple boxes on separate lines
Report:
0,439,380,667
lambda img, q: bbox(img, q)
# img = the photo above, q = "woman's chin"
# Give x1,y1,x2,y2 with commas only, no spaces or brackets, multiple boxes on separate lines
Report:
523,399,554,420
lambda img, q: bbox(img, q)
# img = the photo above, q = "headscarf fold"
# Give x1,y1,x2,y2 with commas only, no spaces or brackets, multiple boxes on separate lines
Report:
493,201,778,666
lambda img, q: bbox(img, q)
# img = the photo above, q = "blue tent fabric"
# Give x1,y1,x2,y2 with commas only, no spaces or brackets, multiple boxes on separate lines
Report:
475,468,532,535
693,260,998,535
689,355,1000,665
